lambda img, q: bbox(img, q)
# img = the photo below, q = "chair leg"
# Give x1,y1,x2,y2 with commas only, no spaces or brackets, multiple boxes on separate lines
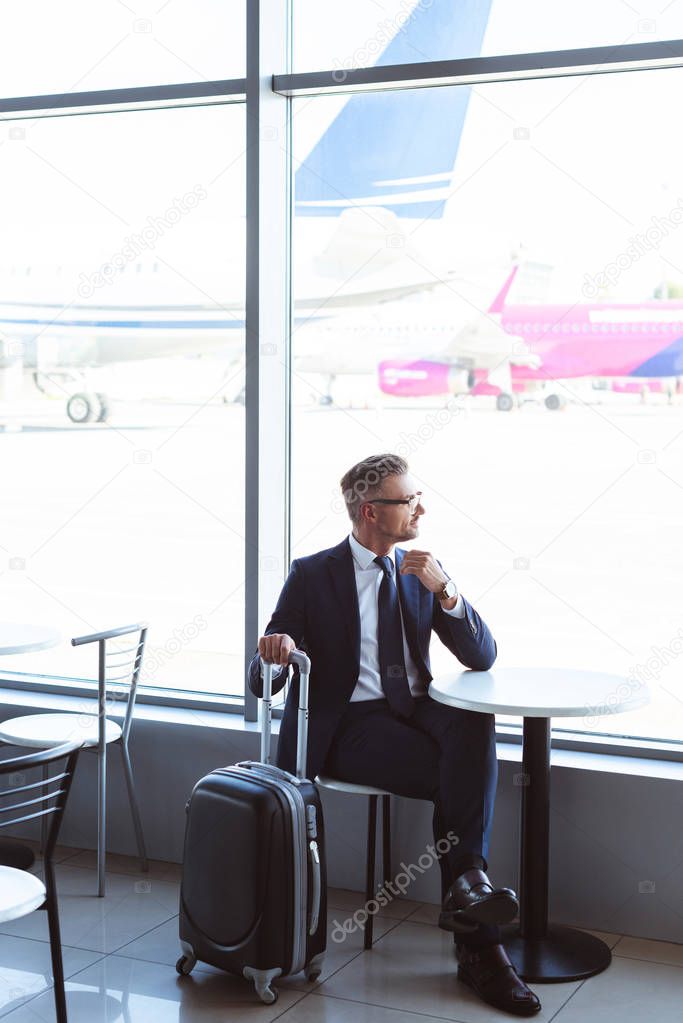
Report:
365,795,377,950
119,741,149,872
97,741,106,897
382,794,391,888
44,865,68,1023
40,765,48,857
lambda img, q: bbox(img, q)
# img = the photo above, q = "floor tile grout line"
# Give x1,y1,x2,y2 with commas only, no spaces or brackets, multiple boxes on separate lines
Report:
28,846,181,882
0,949,110,1022
0,927,103,955
55,848,93,867
0,894,180,956
289,915,409,994
612,952,683,969
306,987,475,1023
546,977,589,1023
107,912,180,958
59,859,181,882
268,987,317,1022
49,861,181,886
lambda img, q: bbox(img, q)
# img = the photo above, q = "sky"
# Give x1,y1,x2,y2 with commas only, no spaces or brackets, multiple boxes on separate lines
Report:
2,1,683,304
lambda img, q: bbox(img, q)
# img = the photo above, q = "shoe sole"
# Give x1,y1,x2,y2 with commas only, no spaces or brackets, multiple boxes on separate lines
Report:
437,914,478,934
439,891,519,930
458,966,542,1017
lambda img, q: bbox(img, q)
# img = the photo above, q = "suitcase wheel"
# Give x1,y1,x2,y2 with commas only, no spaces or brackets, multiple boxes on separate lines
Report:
176,955,196,977
243,965,282,1004
305,953,325,983
258,986,278,1005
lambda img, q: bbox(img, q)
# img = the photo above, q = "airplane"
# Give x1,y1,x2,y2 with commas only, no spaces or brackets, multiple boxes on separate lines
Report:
378,264,683,409
0,0,495,423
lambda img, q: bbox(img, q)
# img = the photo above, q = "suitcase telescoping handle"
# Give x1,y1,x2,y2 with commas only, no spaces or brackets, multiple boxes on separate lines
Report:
260,648,311,780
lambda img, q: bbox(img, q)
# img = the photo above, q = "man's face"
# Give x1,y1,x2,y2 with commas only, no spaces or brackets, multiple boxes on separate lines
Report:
363,473,425,543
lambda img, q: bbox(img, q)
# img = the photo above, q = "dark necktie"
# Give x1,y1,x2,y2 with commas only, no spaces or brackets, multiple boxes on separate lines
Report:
374,555,414,718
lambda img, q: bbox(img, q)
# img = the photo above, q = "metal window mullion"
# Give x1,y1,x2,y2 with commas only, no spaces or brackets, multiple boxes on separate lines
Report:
273,37,683,97
0,79,246,119
244,0,292,723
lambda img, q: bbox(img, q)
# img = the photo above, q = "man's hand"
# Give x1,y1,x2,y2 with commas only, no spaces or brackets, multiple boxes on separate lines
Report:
399,550,448,594
259,633,296,667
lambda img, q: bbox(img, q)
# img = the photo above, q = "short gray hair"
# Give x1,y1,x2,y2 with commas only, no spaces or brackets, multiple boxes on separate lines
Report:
339,453,409,524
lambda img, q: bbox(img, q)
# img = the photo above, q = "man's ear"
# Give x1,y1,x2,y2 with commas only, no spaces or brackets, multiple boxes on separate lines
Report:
360,503,375,525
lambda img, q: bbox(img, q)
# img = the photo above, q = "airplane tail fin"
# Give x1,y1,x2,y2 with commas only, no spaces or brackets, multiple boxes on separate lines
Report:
488,260,555,310
295,0,494,219
488,266,519,314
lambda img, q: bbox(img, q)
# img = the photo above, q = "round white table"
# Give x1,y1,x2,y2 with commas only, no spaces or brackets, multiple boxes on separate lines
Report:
428,667,649,983
0,622,61,656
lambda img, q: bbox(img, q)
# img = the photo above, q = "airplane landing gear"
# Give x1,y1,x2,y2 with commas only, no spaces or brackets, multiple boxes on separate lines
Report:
544,393,566,411
66,391,110,424
318,373,336,406
496,393,514,412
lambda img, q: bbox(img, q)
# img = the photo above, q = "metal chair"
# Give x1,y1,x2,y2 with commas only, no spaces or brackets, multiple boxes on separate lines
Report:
315,774,393,949
0,740,83,1023
0,624,149,897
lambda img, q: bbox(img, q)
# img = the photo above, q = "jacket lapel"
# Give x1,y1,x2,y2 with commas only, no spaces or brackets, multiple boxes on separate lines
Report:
327,537,361,671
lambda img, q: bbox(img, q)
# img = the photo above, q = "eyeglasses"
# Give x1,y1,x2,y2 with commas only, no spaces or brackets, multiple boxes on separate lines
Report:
365,492,423,513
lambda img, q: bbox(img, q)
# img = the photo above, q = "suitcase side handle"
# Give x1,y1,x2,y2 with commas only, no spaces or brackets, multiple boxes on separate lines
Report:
261,648,310,779
308,839,321,935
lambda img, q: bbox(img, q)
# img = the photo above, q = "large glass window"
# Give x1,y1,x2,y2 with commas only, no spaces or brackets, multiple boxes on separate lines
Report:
293,0,683,73
291,68,683,744
0,1,245,96
0,104,246,696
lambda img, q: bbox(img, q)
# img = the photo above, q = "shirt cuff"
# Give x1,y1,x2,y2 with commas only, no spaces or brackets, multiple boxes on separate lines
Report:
441,593,466,619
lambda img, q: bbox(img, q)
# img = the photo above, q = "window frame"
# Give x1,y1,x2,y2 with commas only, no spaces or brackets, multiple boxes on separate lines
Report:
0,7,681,760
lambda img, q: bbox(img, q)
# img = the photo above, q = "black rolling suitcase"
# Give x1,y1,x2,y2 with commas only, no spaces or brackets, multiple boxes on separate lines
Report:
176,649,327,1005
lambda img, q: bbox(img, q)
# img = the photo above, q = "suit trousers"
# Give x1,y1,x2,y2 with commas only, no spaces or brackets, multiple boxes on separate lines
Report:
322,692,501,947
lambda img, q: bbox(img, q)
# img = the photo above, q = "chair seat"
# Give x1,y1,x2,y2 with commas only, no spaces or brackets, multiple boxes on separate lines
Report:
0,865,46,923
315,774,391,797
0,713,122,749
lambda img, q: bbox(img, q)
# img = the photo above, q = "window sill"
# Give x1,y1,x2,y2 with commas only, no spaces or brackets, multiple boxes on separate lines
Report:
0,673,246,715
0,686,681,782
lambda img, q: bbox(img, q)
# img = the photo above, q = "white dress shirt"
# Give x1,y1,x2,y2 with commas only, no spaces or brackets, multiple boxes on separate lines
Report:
348,531,465,703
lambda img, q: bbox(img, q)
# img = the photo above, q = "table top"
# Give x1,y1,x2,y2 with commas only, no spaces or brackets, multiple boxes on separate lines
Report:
0,622,61,656
428,667,650,718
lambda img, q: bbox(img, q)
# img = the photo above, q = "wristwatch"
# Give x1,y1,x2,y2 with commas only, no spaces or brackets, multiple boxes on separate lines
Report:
439,577,458,602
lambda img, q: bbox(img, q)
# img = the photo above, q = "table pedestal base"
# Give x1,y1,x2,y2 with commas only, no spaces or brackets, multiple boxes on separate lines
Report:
501,923,612,983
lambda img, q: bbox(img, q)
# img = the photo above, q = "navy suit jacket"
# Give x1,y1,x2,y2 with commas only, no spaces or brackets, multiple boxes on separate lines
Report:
247,536,497,781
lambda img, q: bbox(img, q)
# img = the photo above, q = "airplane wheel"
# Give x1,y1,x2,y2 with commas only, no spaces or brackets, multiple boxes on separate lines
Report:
544,393,565,411
496,393,514,412
67,392,98,424
95,393,110,422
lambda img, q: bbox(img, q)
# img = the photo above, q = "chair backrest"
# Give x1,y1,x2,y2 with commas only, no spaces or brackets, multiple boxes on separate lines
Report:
71,624,147,746
0,742,82,863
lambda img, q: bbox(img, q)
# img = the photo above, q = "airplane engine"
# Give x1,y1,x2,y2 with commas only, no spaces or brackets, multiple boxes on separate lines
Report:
378,359,473,397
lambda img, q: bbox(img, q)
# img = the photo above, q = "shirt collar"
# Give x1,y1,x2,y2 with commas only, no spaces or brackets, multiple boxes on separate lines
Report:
348,532,395,572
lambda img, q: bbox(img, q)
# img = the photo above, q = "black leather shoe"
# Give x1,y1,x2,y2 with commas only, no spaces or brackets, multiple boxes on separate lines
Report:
456,942,541,1016
439,868,519,931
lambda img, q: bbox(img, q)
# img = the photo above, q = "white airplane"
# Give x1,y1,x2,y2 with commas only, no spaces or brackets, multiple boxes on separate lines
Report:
0,0,495,422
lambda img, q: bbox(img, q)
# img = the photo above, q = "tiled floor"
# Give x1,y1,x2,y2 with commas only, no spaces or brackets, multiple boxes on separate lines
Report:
0,846,681,1021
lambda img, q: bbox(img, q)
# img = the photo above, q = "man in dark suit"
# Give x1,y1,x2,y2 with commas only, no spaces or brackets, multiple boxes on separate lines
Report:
248,453,540,1016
